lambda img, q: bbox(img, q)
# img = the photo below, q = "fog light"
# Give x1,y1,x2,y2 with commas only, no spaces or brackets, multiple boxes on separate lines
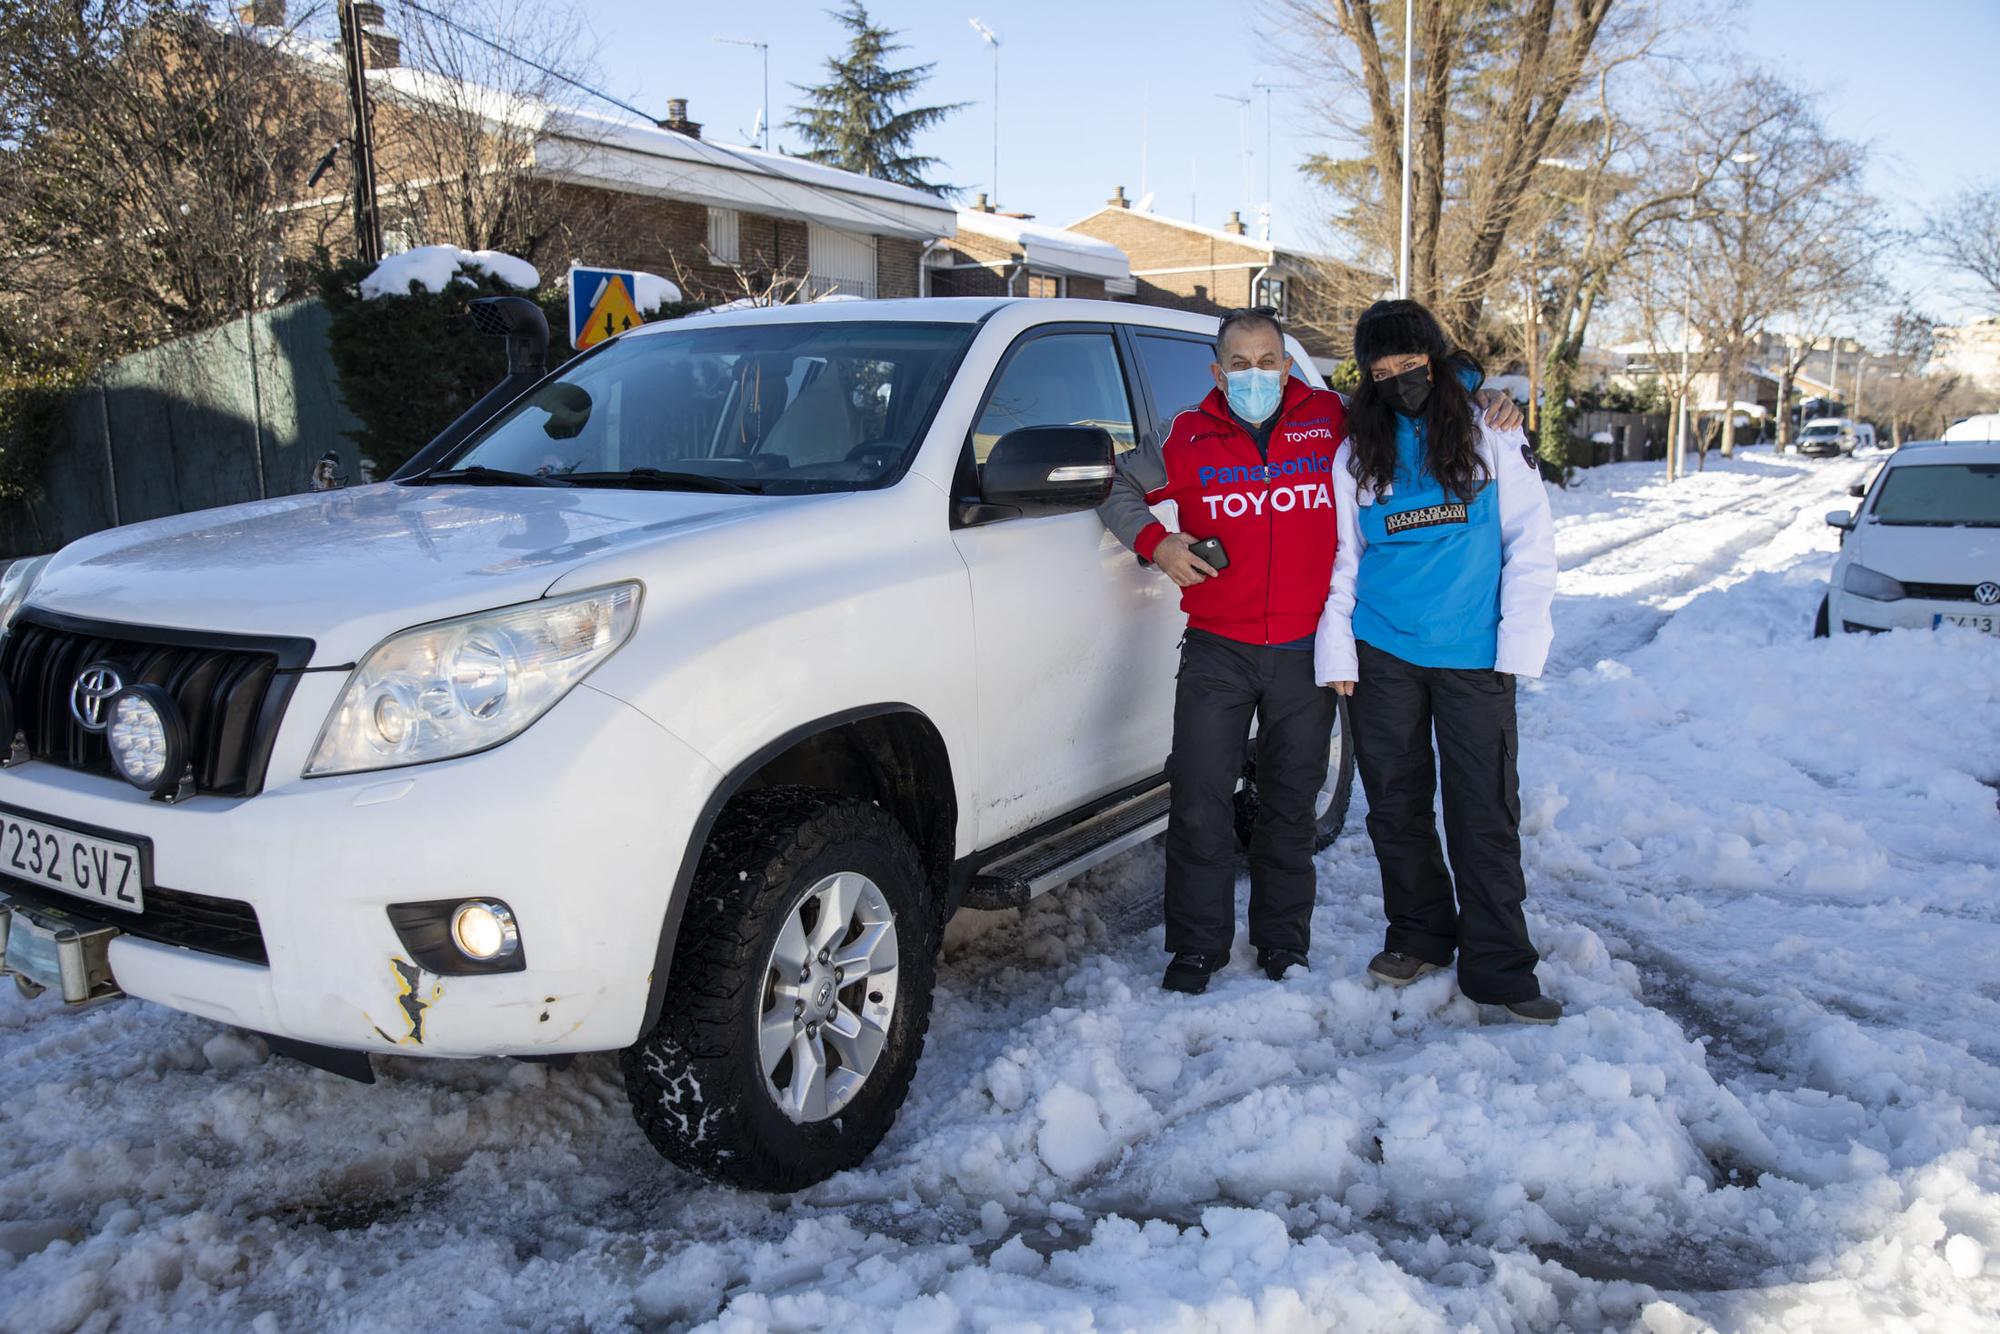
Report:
449,900,519,962
106,685,188,795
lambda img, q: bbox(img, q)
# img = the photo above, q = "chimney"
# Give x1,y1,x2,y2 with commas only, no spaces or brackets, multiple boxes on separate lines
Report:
236,0,283,25
1224,210,1247,236
343,2,400,67
1107,185,1129,209
972,191,995,213
658,98,703,139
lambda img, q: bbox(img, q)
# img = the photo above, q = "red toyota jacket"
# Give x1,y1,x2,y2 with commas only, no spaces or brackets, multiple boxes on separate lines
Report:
1132,377,1347,645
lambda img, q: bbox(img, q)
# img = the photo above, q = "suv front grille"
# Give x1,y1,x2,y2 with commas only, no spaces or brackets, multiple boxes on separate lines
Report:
1903,581,1977,602
0,876,267,965
0,611,312,798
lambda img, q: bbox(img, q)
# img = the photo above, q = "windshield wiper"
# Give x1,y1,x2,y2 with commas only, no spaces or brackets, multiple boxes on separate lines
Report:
408,465,574,488
562,468,762,494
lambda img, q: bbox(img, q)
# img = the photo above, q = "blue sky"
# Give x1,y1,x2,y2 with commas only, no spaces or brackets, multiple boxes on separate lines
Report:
585,0,1998,329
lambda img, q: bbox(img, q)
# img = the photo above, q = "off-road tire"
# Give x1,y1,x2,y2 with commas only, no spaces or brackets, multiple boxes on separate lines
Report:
1813,594,1831,639
1233,693,1356,853
620,785,936,1192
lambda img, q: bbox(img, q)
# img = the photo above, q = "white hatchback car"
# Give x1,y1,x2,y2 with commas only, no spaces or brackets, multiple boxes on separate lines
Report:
1819,439,2000,636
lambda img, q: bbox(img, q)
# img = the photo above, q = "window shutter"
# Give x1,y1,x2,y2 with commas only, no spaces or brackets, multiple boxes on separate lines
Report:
807,224,877,300
706,207,741,263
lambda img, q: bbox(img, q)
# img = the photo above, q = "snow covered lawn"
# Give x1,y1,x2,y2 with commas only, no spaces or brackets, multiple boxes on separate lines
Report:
4,453,1997,1331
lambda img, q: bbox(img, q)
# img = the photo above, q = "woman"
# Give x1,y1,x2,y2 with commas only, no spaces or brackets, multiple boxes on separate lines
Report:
1314,300,1560,1022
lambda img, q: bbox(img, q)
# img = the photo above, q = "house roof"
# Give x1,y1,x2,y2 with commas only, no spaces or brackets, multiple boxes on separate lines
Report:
1065,205,1344,268
953,210,1130,282
277,29,957,242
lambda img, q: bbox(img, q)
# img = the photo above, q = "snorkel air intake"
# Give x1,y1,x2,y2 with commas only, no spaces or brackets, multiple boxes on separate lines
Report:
390,296,551,481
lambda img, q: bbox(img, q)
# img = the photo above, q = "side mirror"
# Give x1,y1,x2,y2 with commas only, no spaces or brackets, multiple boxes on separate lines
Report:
1847,483,1866,498
976,426,1116,518
1824,509,1855,530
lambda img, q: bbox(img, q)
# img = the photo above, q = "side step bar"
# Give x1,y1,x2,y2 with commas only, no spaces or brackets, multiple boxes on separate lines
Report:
963,784,1169,910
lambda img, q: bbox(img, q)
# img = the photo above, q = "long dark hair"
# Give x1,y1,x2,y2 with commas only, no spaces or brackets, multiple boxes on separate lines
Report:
1347,300,1489,503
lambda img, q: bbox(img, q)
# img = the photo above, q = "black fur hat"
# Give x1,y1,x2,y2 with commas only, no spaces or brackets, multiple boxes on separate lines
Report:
1352,299,1447,369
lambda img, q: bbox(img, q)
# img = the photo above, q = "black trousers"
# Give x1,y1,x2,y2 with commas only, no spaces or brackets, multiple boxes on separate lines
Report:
1164,633,1337,957
1349,640,1540,1004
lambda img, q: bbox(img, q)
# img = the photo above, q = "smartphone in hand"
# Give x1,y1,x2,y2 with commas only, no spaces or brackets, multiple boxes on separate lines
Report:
1187,536,1229,572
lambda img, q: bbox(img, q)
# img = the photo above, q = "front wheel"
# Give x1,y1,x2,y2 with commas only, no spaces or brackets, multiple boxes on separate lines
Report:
1234,692,1356,852
621,786,936,1192
1813,593,1831,639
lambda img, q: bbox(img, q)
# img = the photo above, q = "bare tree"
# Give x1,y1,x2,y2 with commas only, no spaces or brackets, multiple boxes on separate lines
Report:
1921,182,2000,306
0,0,345,350
372,0,610,266
1662,77,1879,457
1273,0,1639,337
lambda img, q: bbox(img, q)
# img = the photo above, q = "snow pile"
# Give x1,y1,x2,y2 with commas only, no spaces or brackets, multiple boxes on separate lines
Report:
358,245,540,299
2,453,1998,1330
630,271,681,312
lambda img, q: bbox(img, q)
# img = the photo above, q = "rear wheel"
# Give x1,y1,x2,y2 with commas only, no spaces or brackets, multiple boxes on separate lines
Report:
621,785,935,1192
1813,594,1831,639
1234,693,1356,852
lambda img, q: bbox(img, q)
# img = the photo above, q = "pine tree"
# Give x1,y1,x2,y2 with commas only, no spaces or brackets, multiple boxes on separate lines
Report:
787,2,963,196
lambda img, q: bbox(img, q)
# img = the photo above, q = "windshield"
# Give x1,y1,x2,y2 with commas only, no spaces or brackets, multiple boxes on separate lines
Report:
438,320,976,493
1801,424,1842,437
1870,462,2000,527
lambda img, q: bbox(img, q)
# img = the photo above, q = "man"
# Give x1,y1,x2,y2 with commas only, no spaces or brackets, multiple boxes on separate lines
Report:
1099,308,1522,995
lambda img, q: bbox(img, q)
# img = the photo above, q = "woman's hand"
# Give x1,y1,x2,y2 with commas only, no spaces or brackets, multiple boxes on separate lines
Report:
1326,680,1355,696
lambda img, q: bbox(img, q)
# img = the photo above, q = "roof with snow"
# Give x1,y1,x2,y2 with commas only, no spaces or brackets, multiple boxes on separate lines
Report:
537,109,958,242
952,211,1130,283
264,27,957,243
1065,205,1346,270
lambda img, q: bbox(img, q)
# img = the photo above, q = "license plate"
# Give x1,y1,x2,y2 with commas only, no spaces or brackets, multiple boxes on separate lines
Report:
0,808,145,912
1934,613,2000,636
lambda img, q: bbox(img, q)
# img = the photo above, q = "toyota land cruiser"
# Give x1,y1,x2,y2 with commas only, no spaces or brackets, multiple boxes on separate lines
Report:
0,297,1353,1190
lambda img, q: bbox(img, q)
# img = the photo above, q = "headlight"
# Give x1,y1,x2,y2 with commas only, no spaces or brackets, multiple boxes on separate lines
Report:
1842,563,1904,601
306,583,641,777
0,555,52,639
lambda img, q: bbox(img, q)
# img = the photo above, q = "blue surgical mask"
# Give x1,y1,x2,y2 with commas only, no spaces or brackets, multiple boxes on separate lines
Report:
1225,367,1285,423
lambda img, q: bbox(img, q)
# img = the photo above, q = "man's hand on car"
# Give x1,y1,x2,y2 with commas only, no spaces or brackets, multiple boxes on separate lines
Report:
1153,532,1219,587
1476,389,1524,433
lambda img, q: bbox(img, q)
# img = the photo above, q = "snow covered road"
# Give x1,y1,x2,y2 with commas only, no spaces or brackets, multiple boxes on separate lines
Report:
4,453,1997,1332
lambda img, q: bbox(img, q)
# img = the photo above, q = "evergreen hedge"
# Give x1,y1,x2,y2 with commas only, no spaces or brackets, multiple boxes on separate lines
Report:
316,257,703,477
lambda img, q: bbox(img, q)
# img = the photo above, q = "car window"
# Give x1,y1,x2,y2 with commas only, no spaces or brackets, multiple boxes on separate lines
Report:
1869,462,2000,527
971,332,1135,463
1133,333,1220,428
444,321,974,494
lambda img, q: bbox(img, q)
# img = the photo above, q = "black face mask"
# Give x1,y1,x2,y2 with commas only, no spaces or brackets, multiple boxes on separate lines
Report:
1380,364,1433,417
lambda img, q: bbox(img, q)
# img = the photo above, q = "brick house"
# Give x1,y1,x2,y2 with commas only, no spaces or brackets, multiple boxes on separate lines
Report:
1066,188,1381,371
925,196,1134,301
242,5,957,308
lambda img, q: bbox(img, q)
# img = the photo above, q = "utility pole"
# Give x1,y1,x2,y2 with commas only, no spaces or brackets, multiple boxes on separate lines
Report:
720,38,770,151
337,0,382,265
1398,0,1413,298
970,19,1002,206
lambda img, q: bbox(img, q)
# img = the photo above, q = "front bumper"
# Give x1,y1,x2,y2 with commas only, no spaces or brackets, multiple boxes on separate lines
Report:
0,681,720,1057
1832,591,2000,635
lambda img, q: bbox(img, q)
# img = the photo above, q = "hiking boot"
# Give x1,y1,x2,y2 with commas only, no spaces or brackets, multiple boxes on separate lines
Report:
1258,948,1310,981
1366,950,1444,987
1501,996,1564,1024
1161,952,1228,995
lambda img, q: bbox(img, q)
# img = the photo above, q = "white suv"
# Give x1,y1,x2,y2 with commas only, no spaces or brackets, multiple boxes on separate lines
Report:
0,298,1353,1190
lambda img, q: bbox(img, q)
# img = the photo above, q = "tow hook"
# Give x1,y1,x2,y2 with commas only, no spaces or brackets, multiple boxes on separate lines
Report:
0,899,125,1004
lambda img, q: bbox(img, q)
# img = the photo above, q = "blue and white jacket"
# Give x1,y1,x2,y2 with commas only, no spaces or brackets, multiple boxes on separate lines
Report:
1313,418,1557,682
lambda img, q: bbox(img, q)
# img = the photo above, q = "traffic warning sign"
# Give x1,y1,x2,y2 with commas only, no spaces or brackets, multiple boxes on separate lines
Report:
568,267,644,350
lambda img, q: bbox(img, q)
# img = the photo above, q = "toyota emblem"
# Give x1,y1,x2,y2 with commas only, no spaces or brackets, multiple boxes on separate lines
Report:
1977,582,2000,607
69,663,125,732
